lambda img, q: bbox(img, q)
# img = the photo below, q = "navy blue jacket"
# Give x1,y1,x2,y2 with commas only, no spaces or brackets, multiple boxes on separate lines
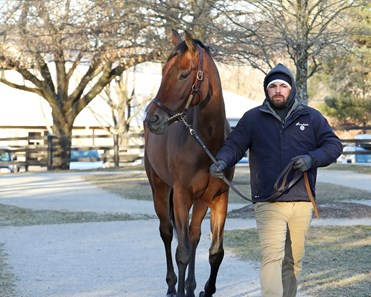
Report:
216,65,343,202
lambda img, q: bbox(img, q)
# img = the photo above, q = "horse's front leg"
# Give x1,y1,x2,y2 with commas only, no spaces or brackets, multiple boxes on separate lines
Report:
199,192,228,297
173,191,193,297
185,200,209,297
160,217,177,297
151,182,177,297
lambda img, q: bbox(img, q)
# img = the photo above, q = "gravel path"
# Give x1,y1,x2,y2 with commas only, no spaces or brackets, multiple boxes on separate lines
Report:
0,169,370,297
0,220,263,297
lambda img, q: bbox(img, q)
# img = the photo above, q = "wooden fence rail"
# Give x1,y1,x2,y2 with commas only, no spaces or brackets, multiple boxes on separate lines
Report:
1,134,370,170
0,133,144,171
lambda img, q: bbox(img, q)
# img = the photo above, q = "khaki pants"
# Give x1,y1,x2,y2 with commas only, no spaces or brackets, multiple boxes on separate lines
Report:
254,202,313,297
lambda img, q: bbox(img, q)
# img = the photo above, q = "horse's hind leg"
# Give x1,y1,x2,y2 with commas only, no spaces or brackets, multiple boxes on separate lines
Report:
199,192,228,297
150,176,177,296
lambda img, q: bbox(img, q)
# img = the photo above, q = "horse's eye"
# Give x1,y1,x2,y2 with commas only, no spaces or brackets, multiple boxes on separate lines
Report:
180,71,190,80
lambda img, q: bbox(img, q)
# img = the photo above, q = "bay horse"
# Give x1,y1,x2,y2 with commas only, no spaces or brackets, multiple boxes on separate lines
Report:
144,29,234,297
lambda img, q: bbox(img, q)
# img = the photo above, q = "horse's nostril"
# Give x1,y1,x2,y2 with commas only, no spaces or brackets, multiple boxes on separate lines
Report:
150,115,159,124
145,114,160,126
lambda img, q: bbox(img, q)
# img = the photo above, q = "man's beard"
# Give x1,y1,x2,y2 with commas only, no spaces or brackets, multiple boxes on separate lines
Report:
269,96,288,110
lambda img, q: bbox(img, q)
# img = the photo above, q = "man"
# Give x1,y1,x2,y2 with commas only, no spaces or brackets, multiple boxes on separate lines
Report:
210,63,342,297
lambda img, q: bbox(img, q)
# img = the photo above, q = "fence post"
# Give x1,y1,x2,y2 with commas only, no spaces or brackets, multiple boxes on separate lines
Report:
114,134,119,167
47,134,53,170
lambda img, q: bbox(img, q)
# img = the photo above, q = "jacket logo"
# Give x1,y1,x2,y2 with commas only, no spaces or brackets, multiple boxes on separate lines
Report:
296,122,309,131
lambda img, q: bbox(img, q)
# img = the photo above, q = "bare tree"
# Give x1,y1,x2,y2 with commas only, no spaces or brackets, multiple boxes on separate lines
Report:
317,4,370,131
0,0,228,169
212,0,361,104
90,65,156,140
0,0,165,169
0,0,362,169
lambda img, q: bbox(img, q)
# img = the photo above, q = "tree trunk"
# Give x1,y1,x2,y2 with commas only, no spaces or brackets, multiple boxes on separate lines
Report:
295,0,309,105
50,117,74,170
295,62,309,105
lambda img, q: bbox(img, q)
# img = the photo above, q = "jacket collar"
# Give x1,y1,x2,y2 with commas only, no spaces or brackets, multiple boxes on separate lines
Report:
259,98,305,123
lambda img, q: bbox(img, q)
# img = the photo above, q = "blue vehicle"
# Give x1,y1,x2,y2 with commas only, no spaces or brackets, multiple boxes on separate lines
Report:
0,147,20,173
70,149,105,170
338,134,371,164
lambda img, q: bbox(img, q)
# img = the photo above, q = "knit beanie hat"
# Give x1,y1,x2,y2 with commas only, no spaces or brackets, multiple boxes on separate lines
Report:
266,72,292,89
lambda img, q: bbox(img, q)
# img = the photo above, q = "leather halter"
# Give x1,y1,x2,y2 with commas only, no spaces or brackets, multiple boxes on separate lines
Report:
149,44,204,124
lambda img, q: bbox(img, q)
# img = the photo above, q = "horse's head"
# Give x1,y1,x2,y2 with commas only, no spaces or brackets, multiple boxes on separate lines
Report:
144,29,209,135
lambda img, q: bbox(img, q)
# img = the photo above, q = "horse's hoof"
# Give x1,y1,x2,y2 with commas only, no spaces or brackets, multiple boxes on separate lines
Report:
199,291,213,297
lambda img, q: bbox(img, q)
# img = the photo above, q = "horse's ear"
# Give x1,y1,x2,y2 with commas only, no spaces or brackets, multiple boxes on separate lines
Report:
184,30,197,55
171,29,182,46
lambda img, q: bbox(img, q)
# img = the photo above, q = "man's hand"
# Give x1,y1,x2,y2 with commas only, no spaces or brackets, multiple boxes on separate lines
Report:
292,154,314,172
210,160,227,178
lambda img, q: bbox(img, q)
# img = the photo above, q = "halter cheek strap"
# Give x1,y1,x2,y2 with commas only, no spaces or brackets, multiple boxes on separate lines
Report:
184,47,204,111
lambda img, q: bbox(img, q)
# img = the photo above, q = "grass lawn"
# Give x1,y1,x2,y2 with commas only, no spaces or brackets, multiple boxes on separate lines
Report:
83,164,371,203
0,203,154,227
0,244,16,297
224,225,371,297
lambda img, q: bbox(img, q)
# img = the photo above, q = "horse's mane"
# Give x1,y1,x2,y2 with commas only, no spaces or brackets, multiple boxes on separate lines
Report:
167,39,210,62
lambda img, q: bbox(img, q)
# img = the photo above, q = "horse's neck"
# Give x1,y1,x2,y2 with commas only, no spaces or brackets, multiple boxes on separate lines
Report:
190,90,226,140
188,56,226,139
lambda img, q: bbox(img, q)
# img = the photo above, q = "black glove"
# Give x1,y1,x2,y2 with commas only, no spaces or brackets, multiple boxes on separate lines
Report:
292,154,314,172
210,160,227,178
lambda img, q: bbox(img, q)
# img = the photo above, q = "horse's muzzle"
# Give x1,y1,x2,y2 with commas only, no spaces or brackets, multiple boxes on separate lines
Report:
144,111,168,135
